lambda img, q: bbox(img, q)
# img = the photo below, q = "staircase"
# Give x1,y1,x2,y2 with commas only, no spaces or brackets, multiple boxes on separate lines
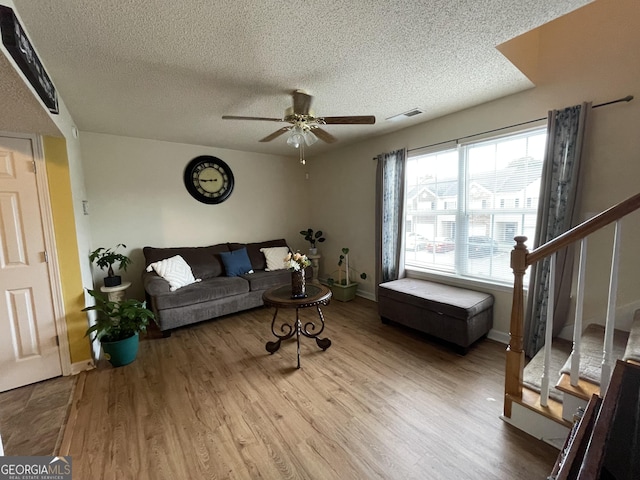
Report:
502,191,640,448
524,318,639,424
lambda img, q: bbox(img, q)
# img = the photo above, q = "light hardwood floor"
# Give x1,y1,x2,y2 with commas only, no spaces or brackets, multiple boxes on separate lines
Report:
63,297,558,479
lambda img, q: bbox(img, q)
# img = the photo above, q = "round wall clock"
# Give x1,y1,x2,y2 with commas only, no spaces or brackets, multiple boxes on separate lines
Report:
183,155,234,204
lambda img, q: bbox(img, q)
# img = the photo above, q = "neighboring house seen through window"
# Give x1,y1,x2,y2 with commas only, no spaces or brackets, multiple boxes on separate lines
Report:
404,128,546,284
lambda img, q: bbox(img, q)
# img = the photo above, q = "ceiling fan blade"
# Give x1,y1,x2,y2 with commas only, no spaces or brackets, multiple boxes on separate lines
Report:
222,115,284,122
311,127,338,144
259,127,290,142
292,90,313,115
320,115,376,125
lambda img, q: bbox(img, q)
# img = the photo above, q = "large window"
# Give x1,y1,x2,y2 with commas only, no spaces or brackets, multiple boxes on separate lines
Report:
404,128,546,284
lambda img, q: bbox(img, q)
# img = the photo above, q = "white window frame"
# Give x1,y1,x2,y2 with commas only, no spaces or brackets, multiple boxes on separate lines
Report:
404,126,546,286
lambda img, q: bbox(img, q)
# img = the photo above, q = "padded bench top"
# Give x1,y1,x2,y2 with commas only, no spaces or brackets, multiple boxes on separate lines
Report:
379,278,494,320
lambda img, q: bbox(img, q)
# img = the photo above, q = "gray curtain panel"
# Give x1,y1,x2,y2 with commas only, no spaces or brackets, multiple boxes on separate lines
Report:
375,148,407,299
524,102,591,358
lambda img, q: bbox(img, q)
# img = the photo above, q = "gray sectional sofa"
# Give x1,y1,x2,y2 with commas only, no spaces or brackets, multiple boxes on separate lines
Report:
143,238,307,335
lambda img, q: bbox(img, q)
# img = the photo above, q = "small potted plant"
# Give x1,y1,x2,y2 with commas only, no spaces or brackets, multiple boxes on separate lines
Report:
89,244,132,287
300,228,326,255
82,289,154,367
327,247,367,302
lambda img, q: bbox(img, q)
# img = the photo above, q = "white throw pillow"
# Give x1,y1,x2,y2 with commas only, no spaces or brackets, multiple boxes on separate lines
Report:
260,246,290,271
146,255,201,291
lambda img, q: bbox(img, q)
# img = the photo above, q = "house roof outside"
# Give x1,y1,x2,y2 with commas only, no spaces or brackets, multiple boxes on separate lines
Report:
407,157,543,203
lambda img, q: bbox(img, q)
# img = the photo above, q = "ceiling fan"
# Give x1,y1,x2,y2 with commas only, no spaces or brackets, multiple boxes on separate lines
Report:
222,89,376,146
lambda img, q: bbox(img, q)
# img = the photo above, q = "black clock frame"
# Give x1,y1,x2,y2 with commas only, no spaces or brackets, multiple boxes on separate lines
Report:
184,155,235,204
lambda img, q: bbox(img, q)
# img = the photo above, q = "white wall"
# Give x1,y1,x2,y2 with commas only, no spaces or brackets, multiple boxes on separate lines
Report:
306,0,640,337
80,132,307,299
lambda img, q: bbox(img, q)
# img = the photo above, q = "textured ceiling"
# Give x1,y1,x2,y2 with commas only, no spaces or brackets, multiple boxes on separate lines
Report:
5,0,591,156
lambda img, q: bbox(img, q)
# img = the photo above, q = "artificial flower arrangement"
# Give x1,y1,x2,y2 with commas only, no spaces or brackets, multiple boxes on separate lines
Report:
284,251,311,271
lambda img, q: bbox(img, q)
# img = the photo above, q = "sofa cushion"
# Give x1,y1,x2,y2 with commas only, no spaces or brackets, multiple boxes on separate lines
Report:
220,248,254,277
241,269,291,291
228,239,288,271
147,276,250,311
143,244,229,280
260,246,290,271
146,255,201,291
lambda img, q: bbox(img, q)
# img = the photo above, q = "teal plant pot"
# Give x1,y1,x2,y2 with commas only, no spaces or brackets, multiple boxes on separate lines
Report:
330,282,358,302
101,332,139,367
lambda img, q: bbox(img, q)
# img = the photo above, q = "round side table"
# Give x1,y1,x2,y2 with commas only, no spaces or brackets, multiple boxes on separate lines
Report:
262,283,332,368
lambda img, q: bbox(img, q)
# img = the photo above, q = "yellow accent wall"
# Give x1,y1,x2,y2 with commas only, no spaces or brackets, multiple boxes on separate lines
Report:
42,136,91,363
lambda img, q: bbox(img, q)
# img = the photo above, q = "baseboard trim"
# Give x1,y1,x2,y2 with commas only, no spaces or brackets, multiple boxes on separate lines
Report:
488,329,510,344
356,291,376,302
70,360,94,375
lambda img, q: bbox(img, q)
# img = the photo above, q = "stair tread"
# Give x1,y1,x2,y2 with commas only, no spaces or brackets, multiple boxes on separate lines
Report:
555,372,600,401
523,338,571,403
558,323,629,385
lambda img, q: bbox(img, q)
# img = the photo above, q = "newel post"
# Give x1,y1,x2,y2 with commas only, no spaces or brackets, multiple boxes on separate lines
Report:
504,236,528,418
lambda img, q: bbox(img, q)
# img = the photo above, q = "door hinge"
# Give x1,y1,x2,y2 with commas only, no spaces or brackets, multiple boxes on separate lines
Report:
32,159,37,174
43,251,49,263
55,335,59,346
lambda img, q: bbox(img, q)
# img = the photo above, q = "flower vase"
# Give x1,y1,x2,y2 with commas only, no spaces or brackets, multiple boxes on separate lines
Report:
291,269,306,298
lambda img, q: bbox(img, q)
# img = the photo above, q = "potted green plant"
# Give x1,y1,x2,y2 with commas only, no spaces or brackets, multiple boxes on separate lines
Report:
327,247,367,302
300,228,326,255
89,244,132,287
82,289,154,367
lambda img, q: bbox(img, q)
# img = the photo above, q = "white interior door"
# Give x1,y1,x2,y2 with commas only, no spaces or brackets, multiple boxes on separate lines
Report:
0,135,62,392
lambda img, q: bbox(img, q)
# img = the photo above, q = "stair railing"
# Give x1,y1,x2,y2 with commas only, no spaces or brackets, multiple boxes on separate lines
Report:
571,238,587,386
504,191,640,419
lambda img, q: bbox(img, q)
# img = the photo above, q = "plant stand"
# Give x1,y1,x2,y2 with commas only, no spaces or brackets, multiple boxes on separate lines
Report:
330,282,358,302
100,281,131,302
307,254,321,283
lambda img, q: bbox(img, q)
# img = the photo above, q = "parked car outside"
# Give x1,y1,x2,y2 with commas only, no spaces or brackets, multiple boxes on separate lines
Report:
468,236,500,257
406,233,429,251
427,237,454,253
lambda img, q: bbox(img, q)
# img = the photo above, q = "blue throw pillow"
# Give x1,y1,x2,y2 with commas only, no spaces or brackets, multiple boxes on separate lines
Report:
220,248,254,277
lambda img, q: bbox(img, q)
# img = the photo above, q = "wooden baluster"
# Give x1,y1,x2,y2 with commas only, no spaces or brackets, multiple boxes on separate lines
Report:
540,253,556,407
505,236,528,417
570,238,587,386
601,220,621,392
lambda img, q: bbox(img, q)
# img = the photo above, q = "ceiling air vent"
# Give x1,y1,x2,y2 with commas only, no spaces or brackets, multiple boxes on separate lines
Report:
386,108,425,122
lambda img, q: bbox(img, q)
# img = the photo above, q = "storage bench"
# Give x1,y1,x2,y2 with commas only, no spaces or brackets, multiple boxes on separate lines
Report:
378,278,494,353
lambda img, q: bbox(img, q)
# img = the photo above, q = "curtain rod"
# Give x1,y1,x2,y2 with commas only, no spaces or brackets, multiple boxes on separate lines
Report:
388,95,633,155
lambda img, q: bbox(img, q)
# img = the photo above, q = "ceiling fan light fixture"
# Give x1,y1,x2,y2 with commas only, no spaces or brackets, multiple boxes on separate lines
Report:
221,89,375,159
303,129,318,146
287,124,304,148
286,133,302,148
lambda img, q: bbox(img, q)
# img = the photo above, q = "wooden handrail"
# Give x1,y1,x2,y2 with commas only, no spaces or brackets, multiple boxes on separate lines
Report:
527,191,640,266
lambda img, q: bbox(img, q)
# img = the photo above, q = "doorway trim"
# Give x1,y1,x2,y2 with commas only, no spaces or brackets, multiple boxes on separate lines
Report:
3,131,71,376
